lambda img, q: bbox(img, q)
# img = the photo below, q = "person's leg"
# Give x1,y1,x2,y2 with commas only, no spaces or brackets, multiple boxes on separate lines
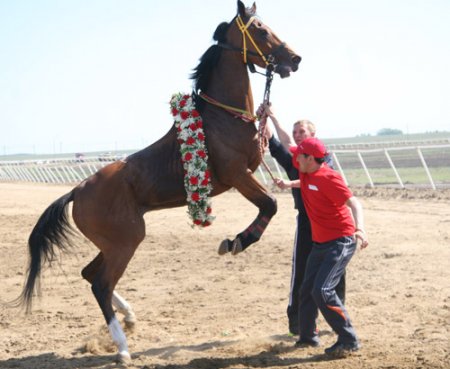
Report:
287,215,313,334
298,244,322,344
335,270,346,304
310,236,358,345
286,215,301,334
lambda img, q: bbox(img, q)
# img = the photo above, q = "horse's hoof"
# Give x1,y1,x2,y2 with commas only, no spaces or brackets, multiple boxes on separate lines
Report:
124,318,136,332
231,238,243,255
124,311,137,329
218,239,232,255
116,351,131,365
124,320,136,331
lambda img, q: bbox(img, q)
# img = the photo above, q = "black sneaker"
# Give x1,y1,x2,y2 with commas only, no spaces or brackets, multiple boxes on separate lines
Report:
295,337,320,348
324,341,360,358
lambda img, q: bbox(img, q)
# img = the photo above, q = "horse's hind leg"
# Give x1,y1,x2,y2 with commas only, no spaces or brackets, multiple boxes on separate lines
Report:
90,246,139,363
78,226,144,362
218,169,277,255
82,253,137,328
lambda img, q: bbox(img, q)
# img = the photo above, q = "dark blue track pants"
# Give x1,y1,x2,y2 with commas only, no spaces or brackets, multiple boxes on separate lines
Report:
299,236,358,344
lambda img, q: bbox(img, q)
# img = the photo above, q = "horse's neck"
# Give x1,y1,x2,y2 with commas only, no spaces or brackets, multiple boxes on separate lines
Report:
207,54,254,114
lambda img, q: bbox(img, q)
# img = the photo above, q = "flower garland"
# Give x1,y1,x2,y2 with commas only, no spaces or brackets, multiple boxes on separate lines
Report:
170,92,214,227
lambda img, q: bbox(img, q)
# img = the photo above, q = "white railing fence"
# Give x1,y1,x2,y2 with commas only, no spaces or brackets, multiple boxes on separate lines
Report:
1,145,450,189
259,144,450,189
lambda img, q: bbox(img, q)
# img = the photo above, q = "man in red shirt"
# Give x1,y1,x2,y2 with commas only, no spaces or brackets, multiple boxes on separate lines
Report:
275,137,368,358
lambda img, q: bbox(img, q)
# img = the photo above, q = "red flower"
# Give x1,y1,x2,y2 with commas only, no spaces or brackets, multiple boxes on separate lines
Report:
193,219,202,225
204,170,210,179
177,138,184,144
191,109,200,117
171,107,179,116
183,94,190,100
198,132,205,141
186,137,195,145
197,120,203,128
201,179,209,186
206,207,212,214
190,176,198,185
191,192,200,202
190,123,197,131
197,150,206,158
179,100,186,108
184,152,193,161
202,221,211,227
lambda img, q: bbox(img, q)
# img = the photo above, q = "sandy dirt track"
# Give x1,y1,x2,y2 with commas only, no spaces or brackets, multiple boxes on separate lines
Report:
0,183,449,369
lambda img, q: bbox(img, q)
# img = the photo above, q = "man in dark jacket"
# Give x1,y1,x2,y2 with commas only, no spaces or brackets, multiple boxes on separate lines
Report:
258,103,345,336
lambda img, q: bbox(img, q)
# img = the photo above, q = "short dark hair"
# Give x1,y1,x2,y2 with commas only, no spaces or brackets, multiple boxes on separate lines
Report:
303,153,324,164
314,157,325,164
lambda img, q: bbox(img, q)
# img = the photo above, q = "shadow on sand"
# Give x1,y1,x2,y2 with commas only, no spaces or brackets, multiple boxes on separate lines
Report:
0,337,332,369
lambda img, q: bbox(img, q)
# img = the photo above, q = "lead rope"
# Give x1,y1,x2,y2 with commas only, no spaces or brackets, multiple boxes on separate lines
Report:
257,65,276,182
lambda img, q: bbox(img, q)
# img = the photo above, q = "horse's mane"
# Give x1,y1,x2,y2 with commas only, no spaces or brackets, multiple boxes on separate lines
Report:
191,21,230,112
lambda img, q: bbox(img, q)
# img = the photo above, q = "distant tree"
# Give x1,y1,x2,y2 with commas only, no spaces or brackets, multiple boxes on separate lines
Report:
377,128,403,136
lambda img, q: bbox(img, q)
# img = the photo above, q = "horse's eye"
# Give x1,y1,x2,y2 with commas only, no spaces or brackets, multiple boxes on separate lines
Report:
260,29,269,39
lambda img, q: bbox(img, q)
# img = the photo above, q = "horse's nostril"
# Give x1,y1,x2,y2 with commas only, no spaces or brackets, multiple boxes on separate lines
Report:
292,55,302,65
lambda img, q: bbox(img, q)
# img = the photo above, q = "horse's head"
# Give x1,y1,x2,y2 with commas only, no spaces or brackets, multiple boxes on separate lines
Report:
223,0,301,78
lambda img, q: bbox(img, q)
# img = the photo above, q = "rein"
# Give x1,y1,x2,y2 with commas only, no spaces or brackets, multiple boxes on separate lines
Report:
258,66,277,182
198,92,257,123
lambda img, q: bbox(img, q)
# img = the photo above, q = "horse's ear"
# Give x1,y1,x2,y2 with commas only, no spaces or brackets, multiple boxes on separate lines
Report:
237,0,246,17
213,22,229,42
250,2,257,14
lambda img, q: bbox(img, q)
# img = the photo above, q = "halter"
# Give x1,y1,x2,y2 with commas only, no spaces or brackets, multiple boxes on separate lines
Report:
235,15,278,181
236,15,271,66
217,15,286,72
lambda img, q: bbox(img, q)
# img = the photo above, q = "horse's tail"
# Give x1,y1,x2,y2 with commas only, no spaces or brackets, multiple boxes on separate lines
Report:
18,190,76,312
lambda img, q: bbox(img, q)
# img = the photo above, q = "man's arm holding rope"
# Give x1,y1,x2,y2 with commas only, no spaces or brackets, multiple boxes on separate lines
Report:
258,102,293,151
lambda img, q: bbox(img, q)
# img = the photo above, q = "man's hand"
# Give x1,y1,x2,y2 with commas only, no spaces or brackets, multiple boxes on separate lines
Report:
256,103,267,120
355,229,369,249
273,178,290,190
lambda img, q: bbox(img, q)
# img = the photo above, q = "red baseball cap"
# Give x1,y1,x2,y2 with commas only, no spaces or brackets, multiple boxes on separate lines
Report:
290,138,328,168
296,137,327,159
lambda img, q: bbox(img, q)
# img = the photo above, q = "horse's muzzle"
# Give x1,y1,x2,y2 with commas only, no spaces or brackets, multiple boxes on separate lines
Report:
275,54,301,78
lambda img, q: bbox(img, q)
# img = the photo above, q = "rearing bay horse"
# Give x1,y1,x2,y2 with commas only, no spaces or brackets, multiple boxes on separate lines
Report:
18,1,300,362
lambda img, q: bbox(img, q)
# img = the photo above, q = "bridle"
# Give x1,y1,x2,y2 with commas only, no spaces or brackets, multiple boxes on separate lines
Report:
217,15,280,181
206,14,284,115
217,15,286,74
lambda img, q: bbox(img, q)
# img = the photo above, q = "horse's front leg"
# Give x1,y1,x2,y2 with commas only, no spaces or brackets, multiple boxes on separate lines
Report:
218,169,277,255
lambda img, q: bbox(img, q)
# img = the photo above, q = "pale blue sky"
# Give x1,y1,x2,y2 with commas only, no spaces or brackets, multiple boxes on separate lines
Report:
1,0,449,155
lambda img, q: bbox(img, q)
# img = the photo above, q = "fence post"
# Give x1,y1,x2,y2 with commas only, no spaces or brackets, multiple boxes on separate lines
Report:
258,166,268,185
384,149,404,188
271,158,285,180
35,166,50,183
357,151,374,188
417,147,436,190
33,164,47,183
332,152,348,186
